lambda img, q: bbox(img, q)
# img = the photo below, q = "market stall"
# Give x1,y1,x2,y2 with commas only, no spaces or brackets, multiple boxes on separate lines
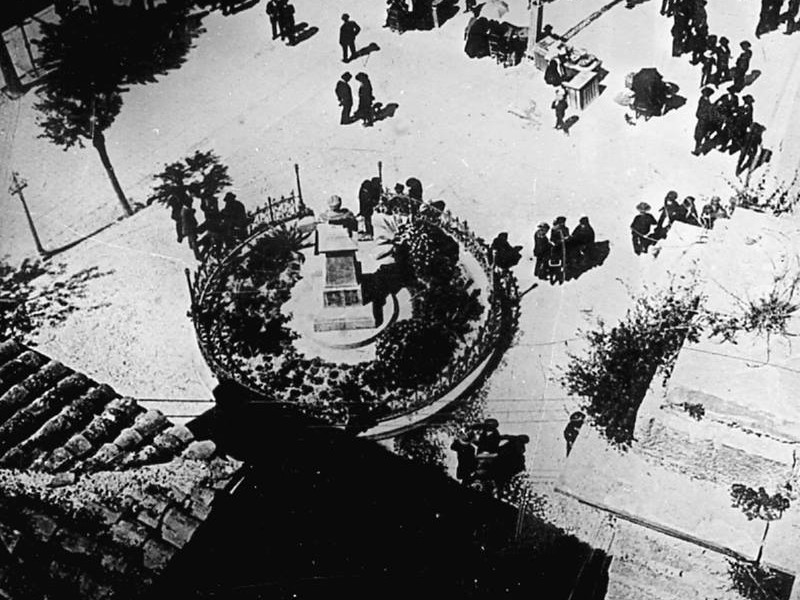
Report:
532,36,603,110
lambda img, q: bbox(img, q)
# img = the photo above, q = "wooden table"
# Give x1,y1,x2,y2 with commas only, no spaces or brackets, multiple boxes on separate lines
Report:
563,69,600,110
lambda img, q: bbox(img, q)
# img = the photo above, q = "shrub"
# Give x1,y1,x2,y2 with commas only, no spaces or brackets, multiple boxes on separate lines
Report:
148,150,231,210
394,219,459,283
376,319,455,387
561,281,704,449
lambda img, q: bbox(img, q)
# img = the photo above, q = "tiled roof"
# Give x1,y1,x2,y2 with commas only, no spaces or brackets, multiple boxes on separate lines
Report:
0,338,242,599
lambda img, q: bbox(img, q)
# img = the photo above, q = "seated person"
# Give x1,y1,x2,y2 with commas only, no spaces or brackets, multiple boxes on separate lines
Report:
320,194,358,233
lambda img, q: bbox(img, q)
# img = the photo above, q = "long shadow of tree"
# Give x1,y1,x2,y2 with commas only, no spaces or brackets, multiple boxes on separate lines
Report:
34,4,206,216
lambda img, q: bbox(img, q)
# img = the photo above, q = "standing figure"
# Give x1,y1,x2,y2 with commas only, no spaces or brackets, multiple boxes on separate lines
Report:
266,0,281,39
490,232,522,270
339,13,362,62
715,37,731,83
279,0,296,45
221,192,249,245
355,72,375,127
451,432,477,483
544,50,566,86
568,216,595,265
405,177,423,215
730,94,754,154
700,42,717,88
756,0,784,37
532,222,552,280
549,216,570,284
335,72,353,125
358,178,376,239
736,123,766,176
713,86,739,150
732,41,752,91
552,86,568,131
693,86,715,155
656,190,683,236
660,0,674,16
631,202,658,255
786,0,800,33
563,412,585,456
180,199,201,260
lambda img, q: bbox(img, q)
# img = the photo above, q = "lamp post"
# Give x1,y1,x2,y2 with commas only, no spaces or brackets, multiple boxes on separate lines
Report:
9,171,49,257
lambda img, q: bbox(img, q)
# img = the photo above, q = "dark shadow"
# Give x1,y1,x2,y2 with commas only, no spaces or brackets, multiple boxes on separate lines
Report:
562,115,580,134
518,282,539,298
743,69,762,88
662,93,687,115
290,24,318,45
624,0,652,7
374,102,399,123
436,0,461,27
44,221,117,258
350,42,381,61
225,0,260,16
563,240,611,282
169,393,612,600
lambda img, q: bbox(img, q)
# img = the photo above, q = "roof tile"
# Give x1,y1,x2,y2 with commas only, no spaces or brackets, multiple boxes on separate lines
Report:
0,361,72,422
182,440,217,461
110,519,149,549
160,508,201,549
142,538,176,571
0,339,23,363
0,351,48,396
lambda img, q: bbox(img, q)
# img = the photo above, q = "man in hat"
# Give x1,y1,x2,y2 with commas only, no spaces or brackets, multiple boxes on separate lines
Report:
532,222,552,280
180,198,201,260
339,13,361,62
732,41,752,91
568,216,595,264
335,72,354,125
786,0,800,33
729,94,754,153
279,0,296,45
712,86,739,149
552,85,568,132
265,0,281,39
631,203,657,255
221,192,249,245
693,86,715,155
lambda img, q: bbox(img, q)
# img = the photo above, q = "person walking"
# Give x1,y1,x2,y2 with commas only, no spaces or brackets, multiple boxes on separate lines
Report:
631,202,658,255
552,86,568,132
335,72,354,125
355,72,375,127
729,94,754,154
713,86,739,150
532,222,552,280
266,0,281,39
340,13,361,62
549,216,569,284
715,37,731,83
279,0,296,45
180,199,201,260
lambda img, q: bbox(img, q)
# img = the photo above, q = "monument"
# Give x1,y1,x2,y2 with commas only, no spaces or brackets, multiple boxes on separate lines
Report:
313,222,377,332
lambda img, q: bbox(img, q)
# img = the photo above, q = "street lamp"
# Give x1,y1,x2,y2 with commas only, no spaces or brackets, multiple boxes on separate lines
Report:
8,172,49,257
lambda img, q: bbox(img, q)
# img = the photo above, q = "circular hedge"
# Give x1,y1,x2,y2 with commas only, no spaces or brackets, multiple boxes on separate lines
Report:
192,196,516,431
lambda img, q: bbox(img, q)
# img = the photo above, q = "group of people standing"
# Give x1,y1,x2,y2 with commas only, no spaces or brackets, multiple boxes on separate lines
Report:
532,216,595,285
693,85,767,176
265,0,297,45
450,419,529,497
336,71,376,126
630,191,732,255
168,191,249,259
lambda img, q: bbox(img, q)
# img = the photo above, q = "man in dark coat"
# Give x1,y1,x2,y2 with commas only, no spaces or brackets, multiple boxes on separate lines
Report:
729,94,754,153
693,86,715,155
335,72,353,125
279,0,296,45
732,41,752,91
631,202,658,255
552,86,568,131
266,0,281,39
355,72,374,126
568,216,595,263
736,122,766,176
712,86,739,149
786,0,800,33
180,199,201,260
357,178,376,239
532,222,551,280
339,13,361,62
221,192,249,245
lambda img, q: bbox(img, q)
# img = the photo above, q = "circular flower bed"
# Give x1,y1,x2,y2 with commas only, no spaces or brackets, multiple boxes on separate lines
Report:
192,197,517,430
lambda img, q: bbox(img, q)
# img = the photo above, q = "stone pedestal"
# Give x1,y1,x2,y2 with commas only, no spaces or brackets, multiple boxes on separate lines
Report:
313,224,376,332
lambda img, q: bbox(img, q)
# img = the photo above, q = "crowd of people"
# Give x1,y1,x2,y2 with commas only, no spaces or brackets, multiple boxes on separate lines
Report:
531,216,596,285
450,419,529,496
661,0,769,175
168,191,250,259
630,191,734,255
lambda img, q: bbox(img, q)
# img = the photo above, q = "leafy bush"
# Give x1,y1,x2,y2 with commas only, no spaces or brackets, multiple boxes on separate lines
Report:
394,219,459,282
413,273,484,339
730,485,790,522
728,560,794,600
561,282,704,449
375,319,455,386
